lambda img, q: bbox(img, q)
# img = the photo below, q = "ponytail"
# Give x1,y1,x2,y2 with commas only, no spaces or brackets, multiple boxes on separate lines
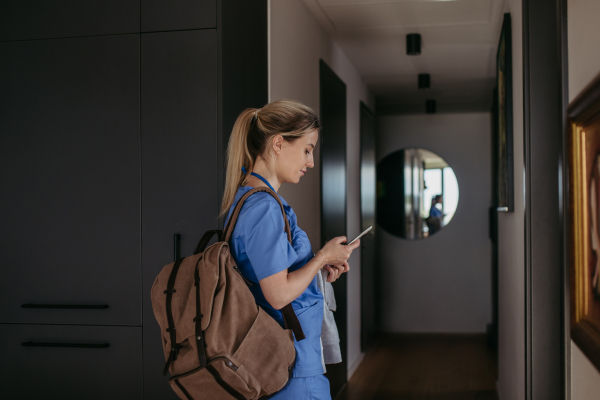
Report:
220,100,320,216
221,108,257,216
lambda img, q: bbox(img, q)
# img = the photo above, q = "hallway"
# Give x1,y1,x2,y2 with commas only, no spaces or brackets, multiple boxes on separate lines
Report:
338,335,498,400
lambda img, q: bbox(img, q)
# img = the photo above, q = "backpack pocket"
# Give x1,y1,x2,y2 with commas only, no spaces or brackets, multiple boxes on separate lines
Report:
232,307,296,396
168,357,248,400
169,355,258,400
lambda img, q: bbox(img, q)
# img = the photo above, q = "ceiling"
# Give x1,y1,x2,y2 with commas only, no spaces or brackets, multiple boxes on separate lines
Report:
302,0,507,114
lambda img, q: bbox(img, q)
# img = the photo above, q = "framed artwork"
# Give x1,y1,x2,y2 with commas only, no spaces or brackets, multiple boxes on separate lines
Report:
569,72,600,372
496,13,514,212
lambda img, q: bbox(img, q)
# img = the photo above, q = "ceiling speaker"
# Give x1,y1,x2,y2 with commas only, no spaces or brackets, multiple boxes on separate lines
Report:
406,34,421,55
418,74,430,90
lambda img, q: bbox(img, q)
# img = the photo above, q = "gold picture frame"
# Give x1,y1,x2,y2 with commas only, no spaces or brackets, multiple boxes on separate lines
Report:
569,72,600,371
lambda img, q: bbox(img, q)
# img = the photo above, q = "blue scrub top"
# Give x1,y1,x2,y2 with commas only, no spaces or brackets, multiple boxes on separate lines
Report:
225,186,325,378
430,205,442,218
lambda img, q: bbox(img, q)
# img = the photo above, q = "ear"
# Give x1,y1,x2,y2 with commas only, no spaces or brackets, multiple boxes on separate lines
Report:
272,135,284,154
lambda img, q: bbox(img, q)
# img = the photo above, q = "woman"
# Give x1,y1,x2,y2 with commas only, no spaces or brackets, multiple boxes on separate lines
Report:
426,194,443,235
221,100,359,399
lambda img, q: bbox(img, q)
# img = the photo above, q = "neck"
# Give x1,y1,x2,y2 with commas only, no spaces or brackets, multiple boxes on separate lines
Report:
250,158,281,192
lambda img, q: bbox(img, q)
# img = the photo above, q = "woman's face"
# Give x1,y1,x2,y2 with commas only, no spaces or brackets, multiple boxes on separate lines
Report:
274,129,319,184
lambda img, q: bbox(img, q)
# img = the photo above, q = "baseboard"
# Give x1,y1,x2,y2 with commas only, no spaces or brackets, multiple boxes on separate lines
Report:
347,352,365,380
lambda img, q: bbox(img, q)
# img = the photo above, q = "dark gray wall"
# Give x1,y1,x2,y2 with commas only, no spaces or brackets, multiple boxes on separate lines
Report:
376,113,493,333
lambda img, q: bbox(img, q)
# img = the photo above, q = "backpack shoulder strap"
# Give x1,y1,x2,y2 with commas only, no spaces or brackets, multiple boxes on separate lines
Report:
222,187,291,243
222,187,305,341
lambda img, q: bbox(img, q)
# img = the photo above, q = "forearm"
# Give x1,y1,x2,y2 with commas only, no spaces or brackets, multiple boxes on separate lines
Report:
260,253,325,310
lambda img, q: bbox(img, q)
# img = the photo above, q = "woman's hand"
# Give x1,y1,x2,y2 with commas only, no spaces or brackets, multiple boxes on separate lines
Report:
324,262,349,283
317,236,359,283
317,236,360,266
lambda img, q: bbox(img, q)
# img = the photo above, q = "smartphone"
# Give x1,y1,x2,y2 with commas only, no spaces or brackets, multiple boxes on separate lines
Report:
347,226,372,245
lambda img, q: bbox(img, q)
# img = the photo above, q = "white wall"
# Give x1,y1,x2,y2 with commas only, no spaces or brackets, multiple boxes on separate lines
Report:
496,1,526,399
376,113,492,333
269,0,375,378
568,0,600,397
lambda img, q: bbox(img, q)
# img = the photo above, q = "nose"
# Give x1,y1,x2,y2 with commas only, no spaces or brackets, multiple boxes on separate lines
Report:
307,158,314,169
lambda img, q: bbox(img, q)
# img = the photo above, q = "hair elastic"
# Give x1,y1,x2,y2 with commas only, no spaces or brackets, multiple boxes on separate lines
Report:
241,166,247,174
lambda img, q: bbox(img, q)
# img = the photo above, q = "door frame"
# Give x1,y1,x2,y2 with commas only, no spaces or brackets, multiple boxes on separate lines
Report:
319,58,348,398
359,101,377,352
522,0,569,398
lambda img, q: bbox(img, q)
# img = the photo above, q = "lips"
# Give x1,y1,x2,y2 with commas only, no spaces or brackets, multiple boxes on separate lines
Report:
300,171,306,176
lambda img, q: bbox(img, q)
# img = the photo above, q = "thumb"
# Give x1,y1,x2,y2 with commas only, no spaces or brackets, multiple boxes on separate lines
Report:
336,236,347,244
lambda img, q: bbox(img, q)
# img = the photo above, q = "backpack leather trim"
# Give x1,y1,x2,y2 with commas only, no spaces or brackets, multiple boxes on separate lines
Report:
194,262,207,368
163,256,186,376
206,364,247,400
173,379,193,400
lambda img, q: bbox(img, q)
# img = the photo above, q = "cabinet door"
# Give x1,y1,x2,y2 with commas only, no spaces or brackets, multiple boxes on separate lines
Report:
141,30,218,400
0,0,139,41
141,0,216,32
0,36,141,326
0,324,142,399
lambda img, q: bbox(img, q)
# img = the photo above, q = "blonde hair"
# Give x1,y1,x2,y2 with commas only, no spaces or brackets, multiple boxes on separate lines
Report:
220,99,320,216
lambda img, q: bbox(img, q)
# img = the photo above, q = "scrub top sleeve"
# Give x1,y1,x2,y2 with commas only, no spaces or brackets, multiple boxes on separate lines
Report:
244,198,298,281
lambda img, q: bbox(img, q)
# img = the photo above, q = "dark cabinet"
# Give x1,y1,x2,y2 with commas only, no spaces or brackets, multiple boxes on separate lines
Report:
0,0,140,41
0,35,142,326
0,324,142,399
140,30,218,400
1,1,266,397
141,0,216,32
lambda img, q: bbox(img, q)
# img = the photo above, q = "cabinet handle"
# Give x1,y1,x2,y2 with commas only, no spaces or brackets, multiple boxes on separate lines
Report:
174,233,181,261
21,304,109,309
22,341,109,348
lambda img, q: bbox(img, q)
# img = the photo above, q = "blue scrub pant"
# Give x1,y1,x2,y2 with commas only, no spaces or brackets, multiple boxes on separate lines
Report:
269,374,331,400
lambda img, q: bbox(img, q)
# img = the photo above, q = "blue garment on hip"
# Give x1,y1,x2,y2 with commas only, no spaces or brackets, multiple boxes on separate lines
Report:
271,374,331,400
225,186,325,378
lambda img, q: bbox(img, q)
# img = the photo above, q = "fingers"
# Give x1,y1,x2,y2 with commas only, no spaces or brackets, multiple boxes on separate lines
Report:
324,262,350,283
320,236,359,266
334,236,347,245
332,262,349,274
342,261,350,273
324,265,338,283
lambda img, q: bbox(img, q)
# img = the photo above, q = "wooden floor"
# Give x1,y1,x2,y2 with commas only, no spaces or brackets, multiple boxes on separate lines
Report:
336,334,498,400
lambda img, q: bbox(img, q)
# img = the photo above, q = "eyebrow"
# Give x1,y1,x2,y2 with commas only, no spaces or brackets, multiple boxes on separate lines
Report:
307,143,315,149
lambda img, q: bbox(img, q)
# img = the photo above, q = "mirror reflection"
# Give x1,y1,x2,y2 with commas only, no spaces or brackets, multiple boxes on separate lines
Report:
377,148,459,240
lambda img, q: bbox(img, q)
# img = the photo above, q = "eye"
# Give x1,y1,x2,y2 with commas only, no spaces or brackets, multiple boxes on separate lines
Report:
306,150,311,155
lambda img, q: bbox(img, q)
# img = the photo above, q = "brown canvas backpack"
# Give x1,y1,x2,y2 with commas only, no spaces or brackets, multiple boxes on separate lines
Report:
151,187,305,400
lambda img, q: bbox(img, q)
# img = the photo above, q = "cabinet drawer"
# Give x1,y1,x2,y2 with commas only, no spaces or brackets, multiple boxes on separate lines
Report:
0,324,142,400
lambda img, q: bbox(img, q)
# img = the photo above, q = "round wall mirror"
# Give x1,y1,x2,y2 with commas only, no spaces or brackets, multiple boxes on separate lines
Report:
377,148,459,240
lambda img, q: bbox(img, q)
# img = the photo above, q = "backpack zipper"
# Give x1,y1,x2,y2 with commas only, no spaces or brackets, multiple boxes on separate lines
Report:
233,266,253,286
168,356,238,382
